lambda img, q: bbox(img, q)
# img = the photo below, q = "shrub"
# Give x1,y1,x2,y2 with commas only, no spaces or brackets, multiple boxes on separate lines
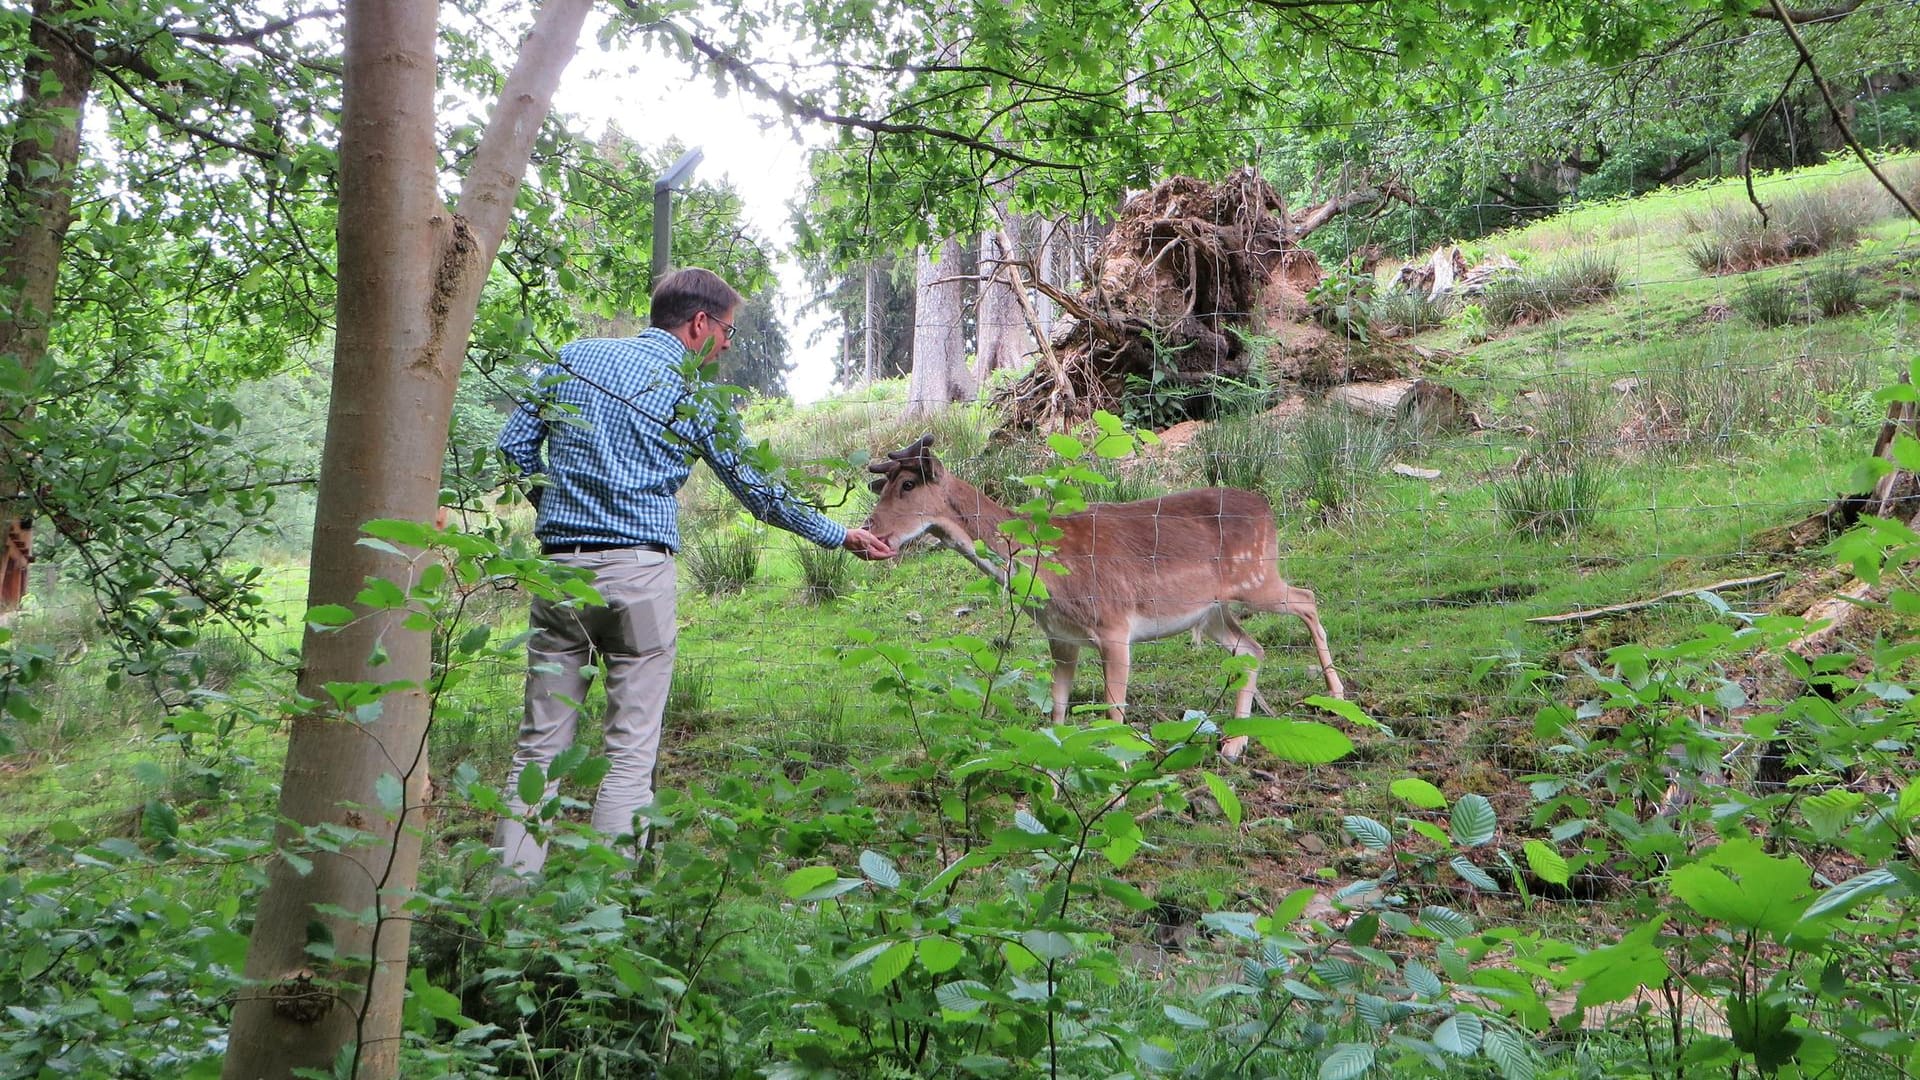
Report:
1490,461,1613,538
791,537,853,603
1482,251,1619,327
1372,289,1448,338
685,522,760,595
1685,187,1873,273
1806,266,1863,316
1733,278,1802,327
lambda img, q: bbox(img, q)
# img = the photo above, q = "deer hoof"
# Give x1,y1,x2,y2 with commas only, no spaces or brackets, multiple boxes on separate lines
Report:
1220,735,1249,761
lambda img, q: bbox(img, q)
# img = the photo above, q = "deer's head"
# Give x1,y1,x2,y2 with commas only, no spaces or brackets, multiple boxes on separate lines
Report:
863,434,948,552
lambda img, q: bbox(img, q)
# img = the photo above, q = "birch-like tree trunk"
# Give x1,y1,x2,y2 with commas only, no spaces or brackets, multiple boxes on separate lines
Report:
0,0,94,609
974,211,1029,384
905,236,970,417
863,260,879,384
221,1,590,1075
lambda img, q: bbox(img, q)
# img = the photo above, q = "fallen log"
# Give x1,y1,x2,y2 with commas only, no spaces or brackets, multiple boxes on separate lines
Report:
1325,378,1476,432
1527,572,1787,625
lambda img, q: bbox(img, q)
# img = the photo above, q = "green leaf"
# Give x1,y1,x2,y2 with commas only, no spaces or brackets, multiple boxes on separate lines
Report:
1419,905,1475,940
1481,1025,1535,1080
1343,815,1392,851
1563,918,1669,1010
1668,839,1813,935
1450,856,1500,891
1021,929,1074,960
141,799,178,844
1164,1004,1210,1029
1306,694,1390,731
355,577,408,609
1804,868,1904,920
1203,770,1242,826
1898,782,1920,822
1319,1042,1375,1080
1221,717,1353,763
936,979,990,1014
1434,1013,1484,1055
783,865,838,900
514,762,545,808
306,603,354,628
1801,789,1862,841
408,967,470,1026
1450,793,1497,847
859,849,902,889
918,936,965,975
871,940,915,990
1100,875,1156,911
1391,777,1447,809
1047,433,1087,459
375,773,404,814
1523,840,1570,886
1404,959,1445,999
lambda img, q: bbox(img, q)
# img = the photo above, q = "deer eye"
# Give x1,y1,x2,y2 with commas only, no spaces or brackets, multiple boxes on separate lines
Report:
901,479,916,493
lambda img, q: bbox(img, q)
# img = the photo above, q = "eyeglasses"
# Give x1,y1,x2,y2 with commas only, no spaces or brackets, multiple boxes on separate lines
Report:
706,312,736,341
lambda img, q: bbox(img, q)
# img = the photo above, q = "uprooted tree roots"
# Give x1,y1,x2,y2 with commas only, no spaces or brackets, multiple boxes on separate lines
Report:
994,167,1418,431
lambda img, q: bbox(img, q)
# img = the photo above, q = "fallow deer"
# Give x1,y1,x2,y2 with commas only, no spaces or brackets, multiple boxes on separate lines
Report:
864,435,1343,757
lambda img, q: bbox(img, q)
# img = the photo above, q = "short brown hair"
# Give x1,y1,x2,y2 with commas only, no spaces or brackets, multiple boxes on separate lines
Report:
649,268,743,331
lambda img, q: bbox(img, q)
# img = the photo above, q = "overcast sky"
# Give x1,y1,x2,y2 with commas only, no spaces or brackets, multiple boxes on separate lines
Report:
552,32,846,403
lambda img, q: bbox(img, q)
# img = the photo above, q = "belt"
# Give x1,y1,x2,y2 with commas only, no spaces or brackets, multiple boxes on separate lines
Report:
541,541,674,556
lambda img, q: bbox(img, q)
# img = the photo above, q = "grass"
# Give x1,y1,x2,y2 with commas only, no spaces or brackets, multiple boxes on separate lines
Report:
1685,185,1875,273
3,155,1918,1077
685,522,761,595
1490,461,1616,538
1481,249,1620,327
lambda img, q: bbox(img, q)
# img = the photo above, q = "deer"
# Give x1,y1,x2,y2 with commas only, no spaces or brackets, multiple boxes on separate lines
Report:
863,434,1344,759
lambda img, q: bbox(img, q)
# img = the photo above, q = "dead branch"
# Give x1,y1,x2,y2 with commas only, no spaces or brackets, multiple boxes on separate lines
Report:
1527,573,1787,625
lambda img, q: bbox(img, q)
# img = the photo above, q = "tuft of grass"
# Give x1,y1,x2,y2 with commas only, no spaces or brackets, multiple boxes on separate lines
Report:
1279,408,1402,522
664,660,716,730
1372,289,1449,338
1684,188,1873,273
1482,250,1620,328
1631,346,1817,457
1806,267,1862,317
791,538,854,604
1733,278,1802,328
685,524,760,596
1192,416,1289,492
1528,380,1617,469
1490,461,1614,538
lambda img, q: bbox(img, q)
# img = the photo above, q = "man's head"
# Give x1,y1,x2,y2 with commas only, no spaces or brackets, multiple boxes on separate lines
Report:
650,268,743,358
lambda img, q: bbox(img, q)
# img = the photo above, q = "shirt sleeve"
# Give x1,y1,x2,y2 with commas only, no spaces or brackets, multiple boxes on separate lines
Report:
497,374,549,479
671,389,848,550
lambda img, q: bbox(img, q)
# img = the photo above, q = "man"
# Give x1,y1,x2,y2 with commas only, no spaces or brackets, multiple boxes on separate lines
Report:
495,267,895,876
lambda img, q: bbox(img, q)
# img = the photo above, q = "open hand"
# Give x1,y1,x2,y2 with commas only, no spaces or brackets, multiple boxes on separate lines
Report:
842,527,896,561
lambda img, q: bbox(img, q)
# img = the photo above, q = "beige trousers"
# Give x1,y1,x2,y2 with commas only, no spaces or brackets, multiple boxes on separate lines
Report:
496,547,677,875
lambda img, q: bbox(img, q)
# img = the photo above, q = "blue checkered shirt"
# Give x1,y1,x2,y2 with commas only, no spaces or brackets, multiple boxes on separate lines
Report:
498,328,847,553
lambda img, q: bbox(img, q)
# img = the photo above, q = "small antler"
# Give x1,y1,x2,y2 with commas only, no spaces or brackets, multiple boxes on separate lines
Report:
870,434,935,473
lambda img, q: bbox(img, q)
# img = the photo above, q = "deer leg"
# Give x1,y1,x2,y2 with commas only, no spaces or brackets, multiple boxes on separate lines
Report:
1047,638,1080,724
1095,633,1132,724
1200,607,1265,760
1248,581,1345,699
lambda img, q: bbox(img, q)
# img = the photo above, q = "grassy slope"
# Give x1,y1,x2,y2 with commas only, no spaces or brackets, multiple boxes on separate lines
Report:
3,154,1917,919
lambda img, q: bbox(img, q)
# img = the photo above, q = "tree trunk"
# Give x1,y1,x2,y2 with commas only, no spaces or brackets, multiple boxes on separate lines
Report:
863,260,879,384
905,235,970,416
975,213,1029,384
221,1,589,1076
0,0,95,610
